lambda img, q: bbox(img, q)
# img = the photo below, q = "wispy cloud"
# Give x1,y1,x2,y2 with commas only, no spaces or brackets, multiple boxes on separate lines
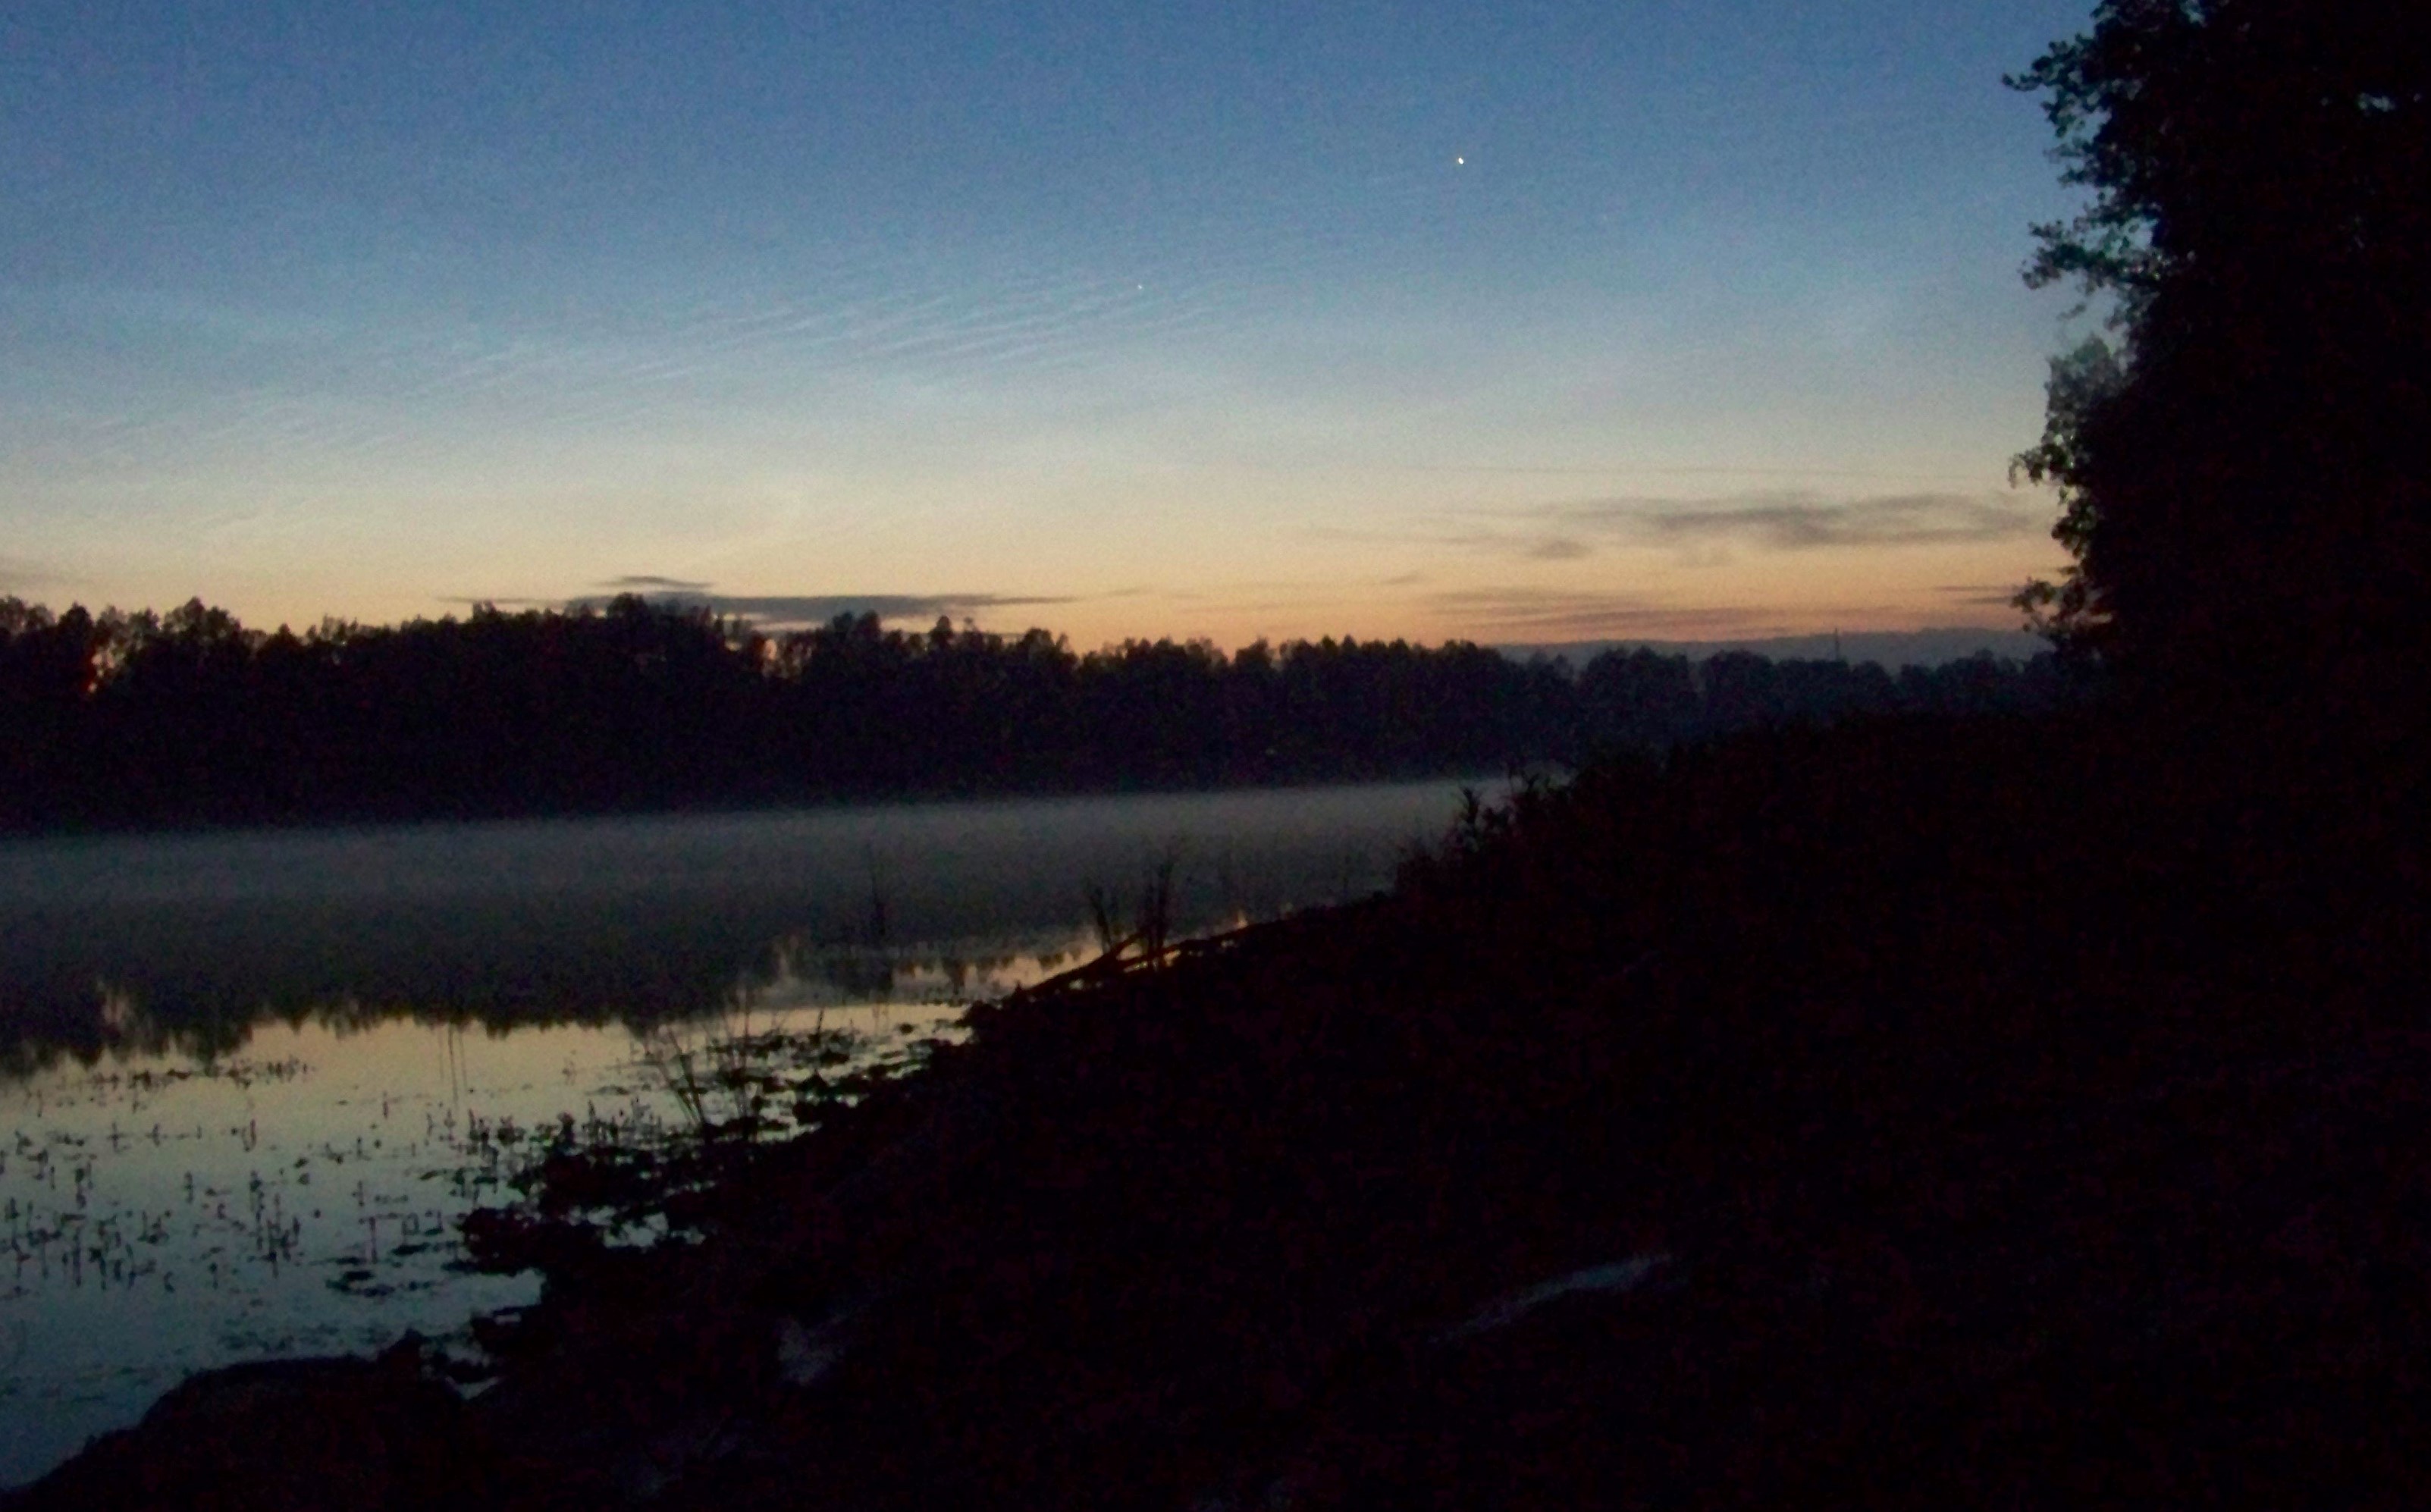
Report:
1934,582,2028,607
599,574,714,593
1585,491,2044,551
1422,586,1767,641
1325,490,2047,565
1522,536,1593,561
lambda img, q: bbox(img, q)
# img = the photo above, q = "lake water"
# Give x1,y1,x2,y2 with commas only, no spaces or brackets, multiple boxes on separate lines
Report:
0,780,1473,1484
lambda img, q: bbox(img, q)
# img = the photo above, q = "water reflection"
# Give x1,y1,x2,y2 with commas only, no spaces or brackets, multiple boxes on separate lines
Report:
0,996,972,1483
0,782,1470,1482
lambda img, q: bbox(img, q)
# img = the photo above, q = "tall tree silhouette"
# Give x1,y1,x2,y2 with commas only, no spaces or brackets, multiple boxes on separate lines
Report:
2009,1,2429,701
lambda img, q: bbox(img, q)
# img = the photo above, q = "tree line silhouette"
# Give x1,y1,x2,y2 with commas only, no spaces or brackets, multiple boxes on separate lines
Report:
0,594,2071,830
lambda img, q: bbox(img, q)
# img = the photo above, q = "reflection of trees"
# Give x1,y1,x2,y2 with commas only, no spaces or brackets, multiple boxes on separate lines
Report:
814,946,897,1002
2,594,2075,830
0,973,256,1078
0,897,782,1077
0,899,1099,1078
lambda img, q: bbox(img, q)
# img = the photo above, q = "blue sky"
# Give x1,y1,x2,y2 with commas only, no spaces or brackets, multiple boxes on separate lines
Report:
2,0,2097,645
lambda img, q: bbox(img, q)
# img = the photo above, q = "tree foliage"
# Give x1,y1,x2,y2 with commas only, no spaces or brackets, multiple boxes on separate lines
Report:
0,594,2069,830
2010,0,2429,688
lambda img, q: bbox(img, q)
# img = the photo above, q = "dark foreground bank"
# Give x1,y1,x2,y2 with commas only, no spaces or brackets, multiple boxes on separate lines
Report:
14,704,2428,1510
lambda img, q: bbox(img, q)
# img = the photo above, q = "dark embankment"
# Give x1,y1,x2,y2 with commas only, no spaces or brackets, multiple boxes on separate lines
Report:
17,701,2426,1509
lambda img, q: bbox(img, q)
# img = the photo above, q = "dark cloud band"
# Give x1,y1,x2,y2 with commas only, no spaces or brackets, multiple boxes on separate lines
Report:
1600,491,2045,551
1338,490,2048,564
1420,586,1765,640
570,585,1080,628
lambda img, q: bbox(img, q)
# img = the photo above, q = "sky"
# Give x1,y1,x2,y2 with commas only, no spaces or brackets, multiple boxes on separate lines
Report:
2,0,2100,649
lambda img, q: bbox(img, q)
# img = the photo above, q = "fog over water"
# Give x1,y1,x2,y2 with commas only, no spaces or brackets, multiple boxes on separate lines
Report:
0,782,1472,1068
0,781,1471,1482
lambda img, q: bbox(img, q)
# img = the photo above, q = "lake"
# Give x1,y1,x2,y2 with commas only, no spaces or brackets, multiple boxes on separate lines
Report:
0,780,1474,1485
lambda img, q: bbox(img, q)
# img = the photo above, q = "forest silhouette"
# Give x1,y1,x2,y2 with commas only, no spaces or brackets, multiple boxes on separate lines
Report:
0,593,2066,830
